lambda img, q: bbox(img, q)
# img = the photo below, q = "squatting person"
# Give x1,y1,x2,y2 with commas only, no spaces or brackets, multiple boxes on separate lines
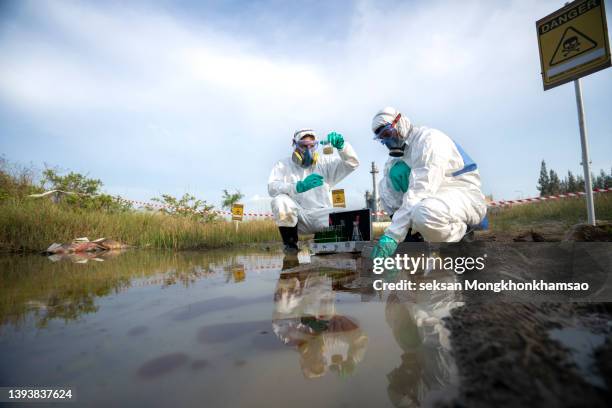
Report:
268,129,359,252
370,106,487,258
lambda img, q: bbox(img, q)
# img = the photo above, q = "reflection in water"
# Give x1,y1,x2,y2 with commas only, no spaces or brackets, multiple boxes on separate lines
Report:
384,267,462,407
230,264,246,283
272,255,368,379
0,249,282,328
47,249,126,264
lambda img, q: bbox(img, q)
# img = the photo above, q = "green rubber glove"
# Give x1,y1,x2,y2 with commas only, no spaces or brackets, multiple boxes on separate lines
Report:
389,161,411,193
370,234,398,259
326,132,345,150
296,173,324,193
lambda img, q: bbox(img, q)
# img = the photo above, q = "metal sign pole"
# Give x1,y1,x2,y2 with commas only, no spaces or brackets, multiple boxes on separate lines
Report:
573,77,596,225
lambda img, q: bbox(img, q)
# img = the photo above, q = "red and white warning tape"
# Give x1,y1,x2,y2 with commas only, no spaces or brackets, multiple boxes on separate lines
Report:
115,187,612,218
115,197,275,218
487,187,612,207
368,187,612,215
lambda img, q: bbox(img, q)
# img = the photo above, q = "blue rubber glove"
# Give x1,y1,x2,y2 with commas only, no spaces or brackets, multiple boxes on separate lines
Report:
389,161,411,193
326,132,345,150
296,173,324,193
370,234,398,259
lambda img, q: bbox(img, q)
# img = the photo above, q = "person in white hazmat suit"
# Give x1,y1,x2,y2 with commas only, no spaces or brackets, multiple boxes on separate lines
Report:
268,129,359,252
370,107,487,258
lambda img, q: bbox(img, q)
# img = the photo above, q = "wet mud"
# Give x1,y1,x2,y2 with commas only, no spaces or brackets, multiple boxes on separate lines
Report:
429,236,612,407
444,303,612,408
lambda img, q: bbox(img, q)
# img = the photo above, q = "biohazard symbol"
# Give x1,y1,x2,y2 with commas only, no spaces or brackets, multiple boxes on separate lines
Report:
549,26,597,66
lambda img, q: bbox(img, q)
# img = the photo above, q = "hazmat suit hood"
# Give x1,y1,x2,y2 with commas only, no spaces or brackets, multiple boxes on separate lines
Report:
371,107,413,141
293,128,317,143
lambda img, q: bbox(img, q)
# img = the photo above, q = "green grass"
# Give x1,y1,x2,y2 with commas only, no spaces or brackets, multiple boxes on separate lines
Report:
489,193,612,232
0,198,280,252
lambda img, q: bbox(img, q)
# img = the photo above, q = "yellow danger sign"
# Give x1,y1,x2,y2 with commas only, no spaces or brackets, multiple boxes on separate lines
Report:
231,203,244,221
536,0,611,90
332,189,346,208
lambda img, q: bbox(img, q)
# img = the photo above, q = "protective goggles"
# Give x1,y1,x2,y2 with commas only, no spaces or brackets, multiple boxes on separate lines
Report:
294,139,319,150
373,113,402,142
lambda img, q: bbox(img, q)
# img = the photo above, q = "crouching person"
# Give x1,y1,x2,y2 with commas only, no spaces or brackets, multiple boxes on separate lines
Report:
370,107,487,259
268,129,359,252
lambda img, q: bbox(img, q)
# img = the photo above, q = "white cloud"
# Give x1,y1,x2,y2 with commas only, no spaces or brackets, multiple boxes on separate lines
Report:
0,0,610,205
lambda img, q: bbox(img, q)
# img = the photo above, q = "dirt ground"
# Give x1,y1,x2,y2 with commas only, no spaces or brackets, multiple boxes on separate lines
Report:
441,223,612,407
475,220,612,242
442,302,612,408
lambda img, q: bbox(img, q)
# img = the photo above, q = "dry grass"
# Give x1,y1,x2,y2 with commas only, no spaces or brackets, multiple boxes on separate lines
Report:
0,198,280,252
488,193,612,232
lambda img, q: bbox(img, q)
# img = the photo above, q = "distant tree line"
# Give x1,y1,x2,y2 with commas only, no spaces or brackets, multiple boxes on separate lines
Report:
0,156,245,222
537,160,612,196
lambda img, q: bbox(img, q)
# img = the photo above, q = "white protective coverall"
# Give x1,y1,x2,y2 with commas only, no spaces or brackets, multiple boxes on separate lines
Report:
374,107,486,242
268,136,359,234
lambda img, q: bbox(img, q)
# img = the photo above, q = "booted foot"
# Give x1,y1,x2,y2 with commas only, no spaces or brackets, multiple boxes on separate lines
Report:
283,243,299,254
279,226,299,253
461,215,488,242
460,229,475,243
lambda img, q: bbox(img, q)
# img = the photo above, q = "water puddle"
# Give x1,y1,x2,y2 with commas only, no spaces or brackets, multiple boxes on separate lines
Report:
0,248,460,407
548,327,607,388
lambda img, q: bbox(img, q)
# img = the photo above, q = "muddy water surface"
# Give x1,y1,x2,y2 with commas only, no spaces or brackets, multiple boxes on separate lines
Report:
0,249,458,407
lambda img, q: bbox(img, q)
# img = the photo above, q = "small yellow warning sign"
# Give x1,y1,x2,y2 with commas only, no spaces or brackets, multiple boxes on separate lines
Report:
536,0,611,90
231,203,244,221
332,189,346,208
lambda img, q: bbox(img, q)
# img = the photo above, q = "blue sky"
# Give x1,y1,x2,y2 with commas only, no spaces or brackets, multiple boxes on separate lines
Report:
0,0,611,212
